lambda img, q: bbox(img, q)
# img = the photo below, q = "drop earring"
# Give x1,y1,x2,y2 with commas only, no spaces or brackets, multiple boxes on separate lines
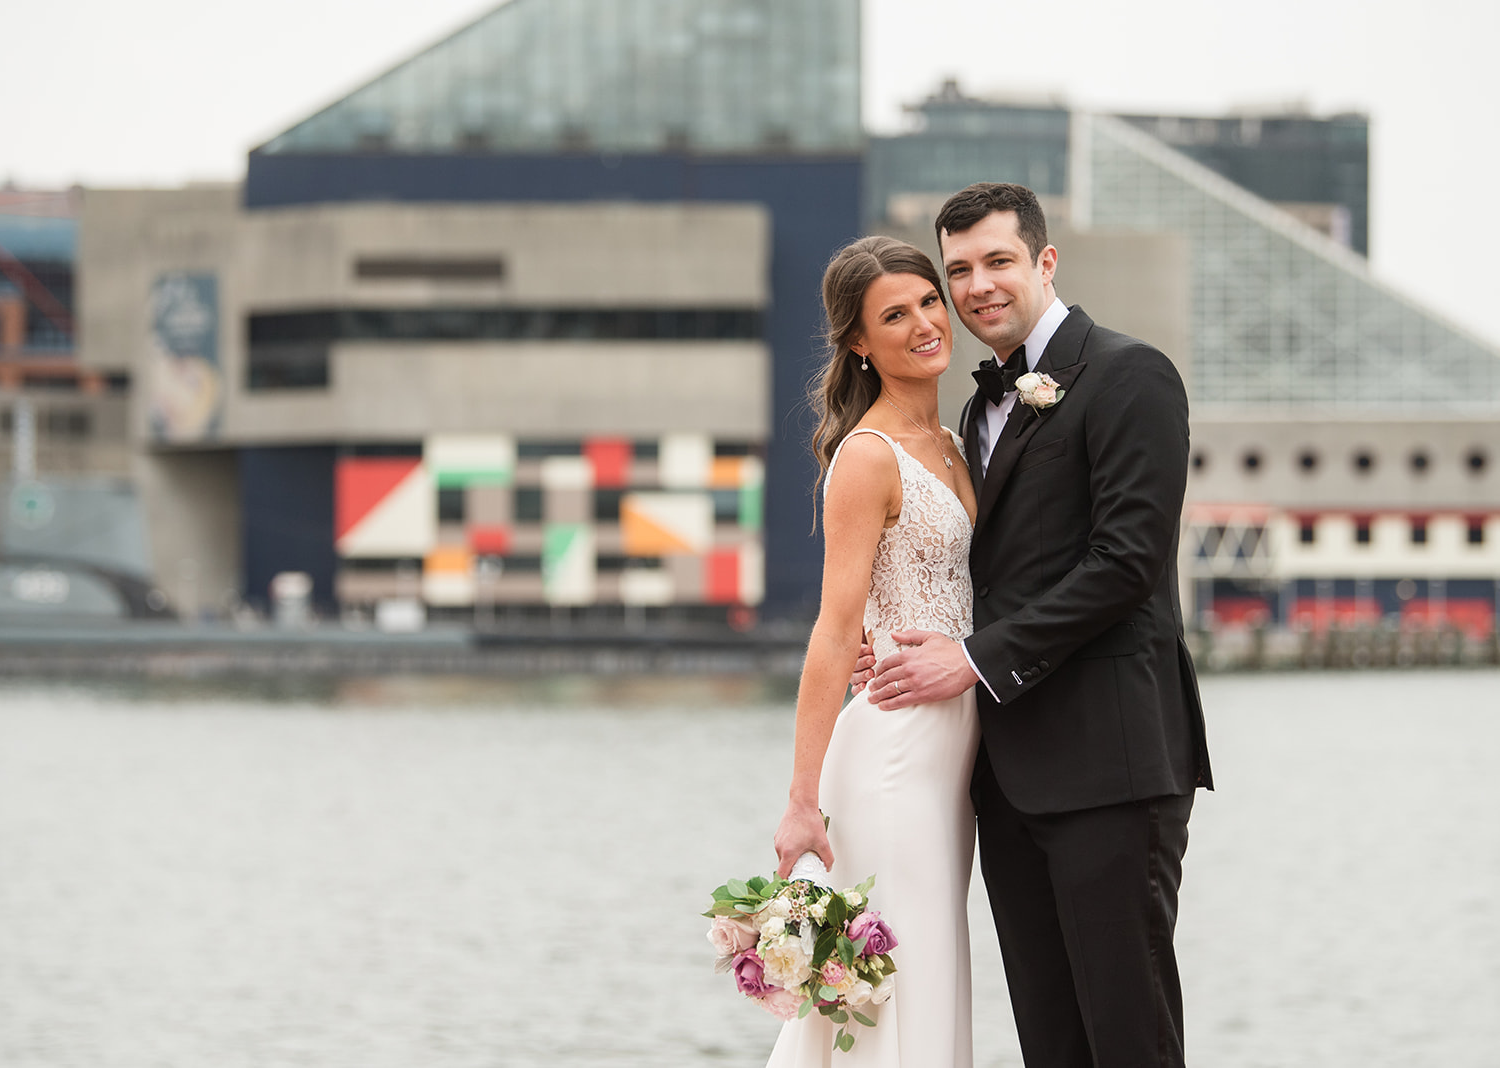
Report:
859,352,868,371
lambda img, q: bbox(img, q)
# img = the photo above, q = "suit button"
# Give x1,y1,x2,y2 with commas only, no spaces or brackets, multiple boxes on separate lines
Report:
977,585,990,598
1039,659,1050,670
1021,669,1035,681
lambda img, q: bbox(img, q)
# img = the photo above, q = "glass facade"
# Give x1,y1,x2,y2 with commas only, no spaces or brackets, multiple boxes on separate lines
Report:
1117,112,1369,256
865,83,1068,227
1083,115,1500,413
260,0,861,156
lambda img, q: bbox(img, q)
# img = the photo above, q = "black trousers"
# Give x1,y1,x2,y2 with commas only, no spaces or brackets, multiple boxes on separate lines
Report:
971,742,1193,1068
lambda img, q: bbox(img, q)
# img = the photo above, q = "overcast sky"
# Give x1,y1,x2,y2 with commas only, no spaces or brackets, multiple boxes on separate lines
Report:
6,0,1498,344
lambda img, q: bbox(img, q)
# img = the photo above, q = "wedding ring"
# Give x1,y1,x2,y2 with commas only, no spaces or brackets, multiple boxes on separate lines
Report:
896,679,905,693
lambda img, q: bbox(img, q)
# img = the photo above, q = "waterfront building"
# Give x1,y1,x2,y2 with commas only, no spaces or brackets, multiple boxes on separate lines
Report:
0,189,156,620
68,2,1500,635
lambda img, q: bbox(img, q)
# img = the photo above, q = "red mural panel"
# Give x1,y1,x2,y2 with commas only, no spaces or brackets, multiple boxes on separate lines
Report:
705,548,740,604
335,457,422,541
584,437,633,488
468,525,512,555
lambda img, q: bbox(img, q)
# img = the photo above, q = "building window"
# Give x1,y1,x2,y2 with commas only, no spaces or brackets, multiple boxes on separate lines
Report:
1466,449,1488,475
437,488,466,522
514,488,543,522
39,409,92,438
1469,518,1486,545
1352,450,1375,474
1354,518,1372,545
247,343,330,390
246,306,763,346
593,489,624,522
355,257,506,281
1297,449,1319,473
1241,449,1262,473
1410,518,1427,545
1409,450,1430,474
1298,519,1316,545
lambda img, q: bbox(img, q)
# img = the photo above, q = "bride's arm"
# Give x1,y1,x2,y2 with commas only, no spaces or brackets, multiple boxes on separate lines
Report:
773,435,899,878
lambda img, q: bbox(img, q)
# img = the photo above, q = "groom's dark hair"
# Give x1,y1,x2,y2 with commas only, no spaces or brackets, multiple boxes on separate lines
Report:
934,182,1049,263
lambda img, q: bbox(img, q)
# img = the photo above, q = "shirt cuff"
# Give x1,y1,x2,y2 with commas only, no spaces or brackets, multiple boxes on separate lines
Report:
961,638,1000,702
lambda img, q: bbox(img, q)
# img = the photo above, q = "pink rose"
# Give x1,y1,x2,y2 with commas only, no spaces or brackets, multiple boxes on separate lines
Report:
707,915,759,958
1032,382,1057,404
847,910,898,956
820,959,847,985
761,987,804,1020
732,949,775,998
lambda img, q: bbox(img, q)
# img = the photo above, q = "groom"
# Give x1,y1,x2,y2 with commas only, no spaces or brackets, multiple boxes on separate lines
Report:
866,182,1213,1067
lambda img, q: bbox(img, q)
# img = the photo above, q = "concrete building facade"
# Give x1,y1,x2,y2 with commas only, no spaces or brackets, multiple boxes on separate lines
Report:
63,2,1500,636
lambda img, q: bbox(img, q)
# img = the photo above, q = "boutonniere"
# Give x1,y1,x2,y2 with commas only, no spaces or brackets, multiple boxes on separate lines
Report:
1015,372,1065,410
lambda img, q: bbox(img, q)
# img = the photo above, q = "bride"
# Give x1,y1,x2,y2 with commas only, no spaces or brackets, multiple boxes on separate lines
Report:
766,236,980,1067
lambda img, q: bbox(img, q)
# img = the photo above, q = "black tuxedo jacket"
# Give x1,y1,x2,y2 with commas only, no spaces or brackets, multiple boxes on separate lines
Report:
961,306,1213,814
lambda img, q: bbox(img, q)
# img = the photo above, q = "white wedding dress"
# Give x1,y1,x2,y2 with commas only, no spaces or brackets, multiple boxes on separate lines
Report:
766,428,980,1068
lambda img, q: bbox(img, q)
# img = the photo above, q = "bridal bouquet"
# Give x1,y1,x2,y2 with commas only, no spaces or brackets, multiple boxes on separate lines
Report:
704,859,898,1053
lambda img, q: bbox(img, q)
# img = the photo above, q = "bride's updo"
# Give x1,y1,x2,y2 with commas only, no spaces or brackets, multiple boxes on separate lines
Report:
810,236,947,479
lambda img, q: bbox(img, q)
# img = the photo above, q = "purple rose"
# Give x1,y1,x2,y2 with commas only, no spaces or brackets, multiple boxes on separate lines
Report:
732,949,775,998
846,910,898,956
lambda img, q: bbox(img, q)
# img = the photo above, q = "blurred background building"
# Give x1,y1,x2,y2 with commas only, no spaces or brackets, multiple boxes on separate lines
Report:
8,0,1498,637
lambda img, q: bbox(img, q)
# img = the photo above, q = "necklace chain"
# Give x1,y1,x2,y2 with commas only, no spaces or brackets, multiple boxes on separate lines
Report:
883,396,953,469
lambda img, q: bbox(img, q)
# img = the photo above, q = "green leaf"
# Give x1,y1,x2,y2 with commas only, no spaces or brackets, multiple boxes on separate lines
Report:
726,878,749,898
854,874,876,897
837,1031,855,1052
849,935,868,956
812,925,839,967
825,893,848,931
746,875,771,894
829,1009,849,1024
819,984,839,1001
851,1010,876,1027
798,997,816,1019
837,935,856,968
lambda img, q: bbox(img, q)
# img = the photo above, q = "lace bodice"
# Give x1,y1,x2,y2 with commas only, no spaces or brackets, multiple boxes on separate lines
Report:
825,428,974,660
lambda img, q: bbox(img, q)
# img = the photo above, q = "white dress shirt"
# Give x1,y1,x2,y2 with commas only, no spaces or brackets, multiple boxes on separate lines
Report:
975,297,1071,476
964,296,1070,698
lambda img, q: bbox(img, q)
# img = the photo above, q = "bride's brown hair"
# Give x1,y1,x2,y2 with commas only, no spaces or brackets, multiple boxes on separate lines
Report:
809,236,947,482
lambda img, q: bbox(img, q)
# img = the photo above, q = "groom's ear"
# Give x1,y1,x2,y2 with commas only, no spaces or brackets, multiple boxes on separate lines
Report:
1039,245,1058,283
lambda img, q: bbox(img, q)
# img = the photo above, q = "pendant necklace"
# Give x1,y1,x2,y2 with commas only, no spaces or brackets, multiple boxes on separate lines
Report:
883,396,952,469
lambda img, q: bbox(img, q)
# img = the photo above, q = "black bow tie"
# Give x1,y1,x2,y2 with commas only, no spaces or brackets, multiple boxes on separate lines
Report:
972,345,1028,406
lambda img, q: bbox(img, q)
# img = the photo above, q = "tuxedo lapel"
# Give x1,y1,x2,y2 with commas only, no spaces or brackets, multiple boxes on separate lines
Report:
962,386,986,497
972,306,1094,536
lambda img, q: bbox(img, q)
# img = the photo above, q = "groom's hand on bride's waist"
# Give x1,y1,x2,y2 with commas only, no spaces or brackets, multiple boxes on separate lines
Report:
868,630,978,710
848,639,877,694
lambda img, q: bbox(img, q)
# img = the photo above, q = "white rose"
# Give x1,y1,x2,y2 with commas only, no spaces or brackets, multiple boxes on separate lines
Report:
844,978,875,1007
760,935,813,989
1015,371,1041,392
753,896,792,934
843,891,863,908
759,915,786,939
808,899,827,922
870,976,896,1005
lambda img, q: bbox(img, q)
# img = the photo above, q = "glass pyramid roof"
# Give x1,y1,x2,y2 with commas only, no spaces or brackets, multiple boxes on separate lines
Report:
259,0,861,156
1081,114,1500,414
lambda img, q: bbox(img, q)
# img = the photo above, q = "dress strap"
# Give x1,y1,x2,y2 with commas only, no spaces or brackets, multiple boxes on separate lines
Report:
824,428,899,497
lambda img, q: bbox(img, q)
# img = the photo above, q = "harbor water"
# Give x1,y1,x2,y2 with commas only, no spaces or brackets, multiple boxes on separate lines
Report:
1,670,1496,1067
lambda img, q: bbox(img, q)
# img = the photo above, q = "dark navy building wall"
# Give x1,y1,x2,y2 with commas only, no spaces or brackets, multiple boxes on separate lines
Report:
245,151,863,618
240,446,338,613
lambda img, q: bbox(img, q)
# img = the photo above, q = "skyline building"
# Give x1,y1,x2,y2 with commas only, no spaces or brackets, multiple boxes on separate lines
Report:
22,0,1499,635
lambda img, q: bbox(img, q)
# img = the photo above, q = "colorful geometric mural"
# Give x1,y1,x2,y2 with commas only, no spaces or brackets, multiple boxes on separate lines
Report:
333,433,765,611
